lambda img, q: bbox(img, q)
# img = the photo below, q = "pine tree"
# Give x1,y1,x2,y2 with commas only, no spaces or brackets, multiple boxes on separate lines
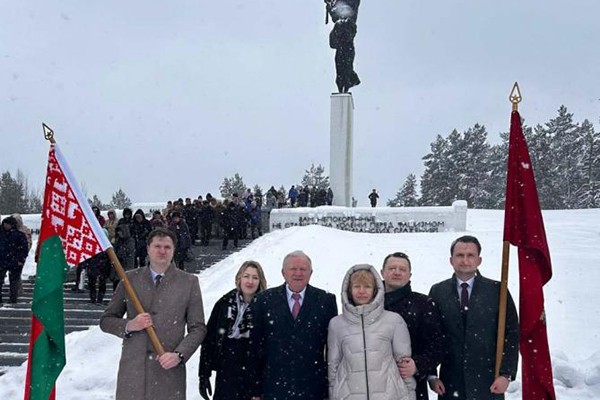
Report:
524,123,557,209
219,173,247,199
420,134,452,206
253,185,264,207
88,194,106,210
388,174,418,207
421,129,472,206
301,163,330,192
577,119,600,207
420,125,492,208
28,194,43,214
460,124,492,208
0,170,28,214
547,106,584,208
484,131,509,209
110,188,132,209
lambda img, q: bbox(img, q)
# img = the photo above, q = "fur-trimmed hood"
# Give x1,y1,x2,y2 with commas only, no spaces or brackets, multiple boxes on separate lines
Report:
340,263,385,325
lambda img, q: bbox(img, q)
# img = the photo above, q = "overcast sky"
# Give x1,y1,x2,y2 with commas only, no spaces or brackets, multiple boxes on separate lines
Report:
1,1,598,206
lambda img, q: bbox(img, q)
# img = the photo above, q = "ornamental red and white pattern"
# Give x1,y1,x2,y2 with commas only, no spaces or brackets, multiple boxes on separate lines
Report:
43,146,104,268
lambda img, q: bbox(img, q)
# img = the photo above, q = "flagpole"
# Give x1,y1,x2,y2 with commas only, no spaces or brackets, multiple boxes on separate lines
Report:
494,83,522,377
43,123,165,356
105,249,165,355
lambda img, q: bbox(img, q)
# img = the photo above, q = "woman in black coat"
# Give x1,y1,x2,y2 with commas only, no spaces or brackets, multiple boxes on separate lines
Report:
199,260,267,400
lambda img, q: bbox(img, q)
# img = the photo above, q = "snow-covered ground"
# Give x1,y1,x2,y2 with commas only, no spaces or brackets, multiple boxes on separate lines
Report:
1,208,599,399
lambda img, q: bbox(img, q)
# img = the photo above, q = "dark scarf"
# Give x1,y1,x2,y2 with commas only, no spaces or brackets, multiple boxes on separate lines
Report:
383,281,413,309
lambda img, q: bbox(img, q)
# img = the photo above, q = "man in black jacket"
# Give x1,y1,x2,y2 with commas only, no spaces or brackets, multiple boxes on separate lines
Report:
250,251,338,400
220,202,239,250
0,216,29,304
382,252,445,400
183,198,199,243
428,235,518,400
198,200,214,246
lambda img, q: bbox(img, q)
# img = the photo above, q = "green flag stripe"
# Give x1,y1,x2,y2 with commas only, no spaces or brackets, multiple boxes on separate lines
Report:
32,235,68,340
29,323,64,400
29,235,68,400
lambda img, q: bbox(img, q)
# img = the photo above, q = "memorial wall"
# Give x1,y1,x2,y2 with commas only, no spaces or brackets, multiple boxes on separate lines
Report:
269,200,467,233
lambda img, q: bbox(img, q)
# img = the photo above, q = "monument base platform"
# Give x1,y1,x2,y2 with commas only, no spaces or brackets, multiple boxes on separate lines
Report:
269,201,468,234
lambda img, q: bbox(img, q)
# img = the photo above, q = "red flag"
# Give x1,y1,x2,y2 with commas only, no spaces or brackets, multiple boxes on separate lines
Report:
24,143,111,400
503,111,556,399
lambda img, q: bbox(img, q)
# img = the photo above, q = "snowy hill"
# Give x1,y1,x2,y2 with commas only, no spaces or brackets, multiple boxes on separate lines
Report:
1,208,599,399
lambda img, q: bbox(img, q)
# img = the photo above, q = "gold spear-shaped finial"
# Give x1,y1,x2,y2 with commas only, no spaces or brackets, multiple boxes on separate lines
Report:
42,123,56,144
509,82,522,112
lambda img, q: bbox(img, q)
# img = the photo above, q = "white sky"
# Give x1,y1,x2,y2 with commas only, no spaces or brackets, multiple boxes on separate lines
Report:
2,208,600,398
1,1,599,204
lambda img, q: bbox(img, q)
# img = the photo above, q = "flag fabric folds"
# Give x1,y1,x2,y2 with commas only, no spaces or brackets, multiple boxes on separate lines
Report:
503,111,556,400
24,144,111,400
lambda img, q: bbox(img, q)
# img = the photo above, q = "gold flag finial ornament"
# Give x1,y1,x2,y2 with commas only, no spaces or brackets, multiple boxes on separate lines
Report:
509,82,522,111
42,123,56,144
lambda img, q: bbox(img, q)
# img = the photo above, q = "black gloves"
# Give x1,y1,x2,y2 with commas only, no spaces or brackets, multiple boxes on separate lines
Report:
199,374,212,400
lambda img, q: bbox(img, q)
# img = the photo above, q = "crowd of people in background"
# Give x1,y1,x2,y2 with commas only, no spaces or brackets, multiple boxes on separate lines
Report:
67,189,268,304
1,184,383,307
277,185,335,208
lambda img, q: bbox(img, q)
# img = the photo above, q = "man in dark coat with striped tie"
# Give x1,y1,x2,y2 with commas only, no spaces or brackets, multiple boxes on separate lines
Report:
250,251,338,400
428,236,519,400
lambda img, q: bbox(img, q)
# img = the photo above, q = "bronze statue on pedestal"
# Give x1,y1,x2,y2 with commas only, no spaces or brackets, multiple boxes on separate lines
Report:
325,0,361,93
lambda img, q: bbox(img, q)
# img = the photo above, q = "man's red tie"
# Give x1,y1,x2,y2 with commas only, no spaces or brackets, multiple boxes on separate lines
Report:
291,293,301,319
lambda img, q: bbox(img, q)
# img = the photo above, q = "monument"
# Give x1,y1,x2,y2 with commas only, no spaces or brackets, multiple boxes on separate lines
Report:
325,0,361,93
329,93,353,206
325,0,361,207
269,201,469,233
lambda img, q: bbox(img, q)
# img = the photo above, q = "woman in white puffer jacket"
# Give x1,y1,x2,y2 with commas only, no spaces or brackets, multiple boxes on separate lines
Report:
328,264,416,400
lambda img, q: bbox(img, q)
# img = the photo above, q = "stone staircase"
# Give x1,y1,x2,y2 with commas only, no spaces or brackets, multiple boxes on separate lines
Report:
0,238,250,376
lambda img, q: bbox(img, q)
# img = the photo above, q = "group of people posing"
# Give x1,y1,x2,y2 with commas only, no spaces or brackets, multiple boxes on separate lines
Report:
100,230,518,400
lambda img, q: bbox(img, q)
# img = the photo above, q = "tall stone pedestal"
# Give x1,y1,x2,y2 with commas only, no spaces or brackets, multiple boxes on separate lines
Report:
330,93,354,206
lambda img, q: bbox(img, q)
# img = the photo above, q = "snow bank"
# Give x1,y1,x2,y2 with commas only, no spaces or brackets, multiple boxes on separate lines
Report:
1,208,599,399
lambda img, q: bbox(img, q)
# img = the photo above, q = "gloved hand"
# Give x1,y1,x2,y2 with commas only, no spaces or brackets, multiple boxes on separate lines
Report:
199,375,212,400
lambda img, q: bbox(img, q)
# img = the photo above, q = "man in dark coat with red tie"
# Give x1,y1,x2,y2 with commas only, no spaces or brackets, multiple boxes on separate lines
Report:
250,251,338,400
428,236,519,400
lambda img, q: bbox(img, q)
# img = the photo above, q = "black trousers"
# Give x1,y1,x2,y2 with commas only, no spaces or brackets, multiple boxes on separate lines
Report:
87,270,107,303
222,228,238,249
200,223,212,245
0,264,22,303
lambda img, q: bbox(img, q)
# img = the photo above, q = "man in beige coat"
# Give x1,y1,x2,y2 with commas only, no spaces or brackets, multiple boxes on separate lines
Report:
101,227,207,400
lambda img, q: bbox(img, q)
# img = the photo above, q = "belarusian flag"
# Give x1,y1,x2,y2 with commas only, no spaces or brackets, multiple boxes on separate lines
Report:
503,111,556,400
24,143,111,400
